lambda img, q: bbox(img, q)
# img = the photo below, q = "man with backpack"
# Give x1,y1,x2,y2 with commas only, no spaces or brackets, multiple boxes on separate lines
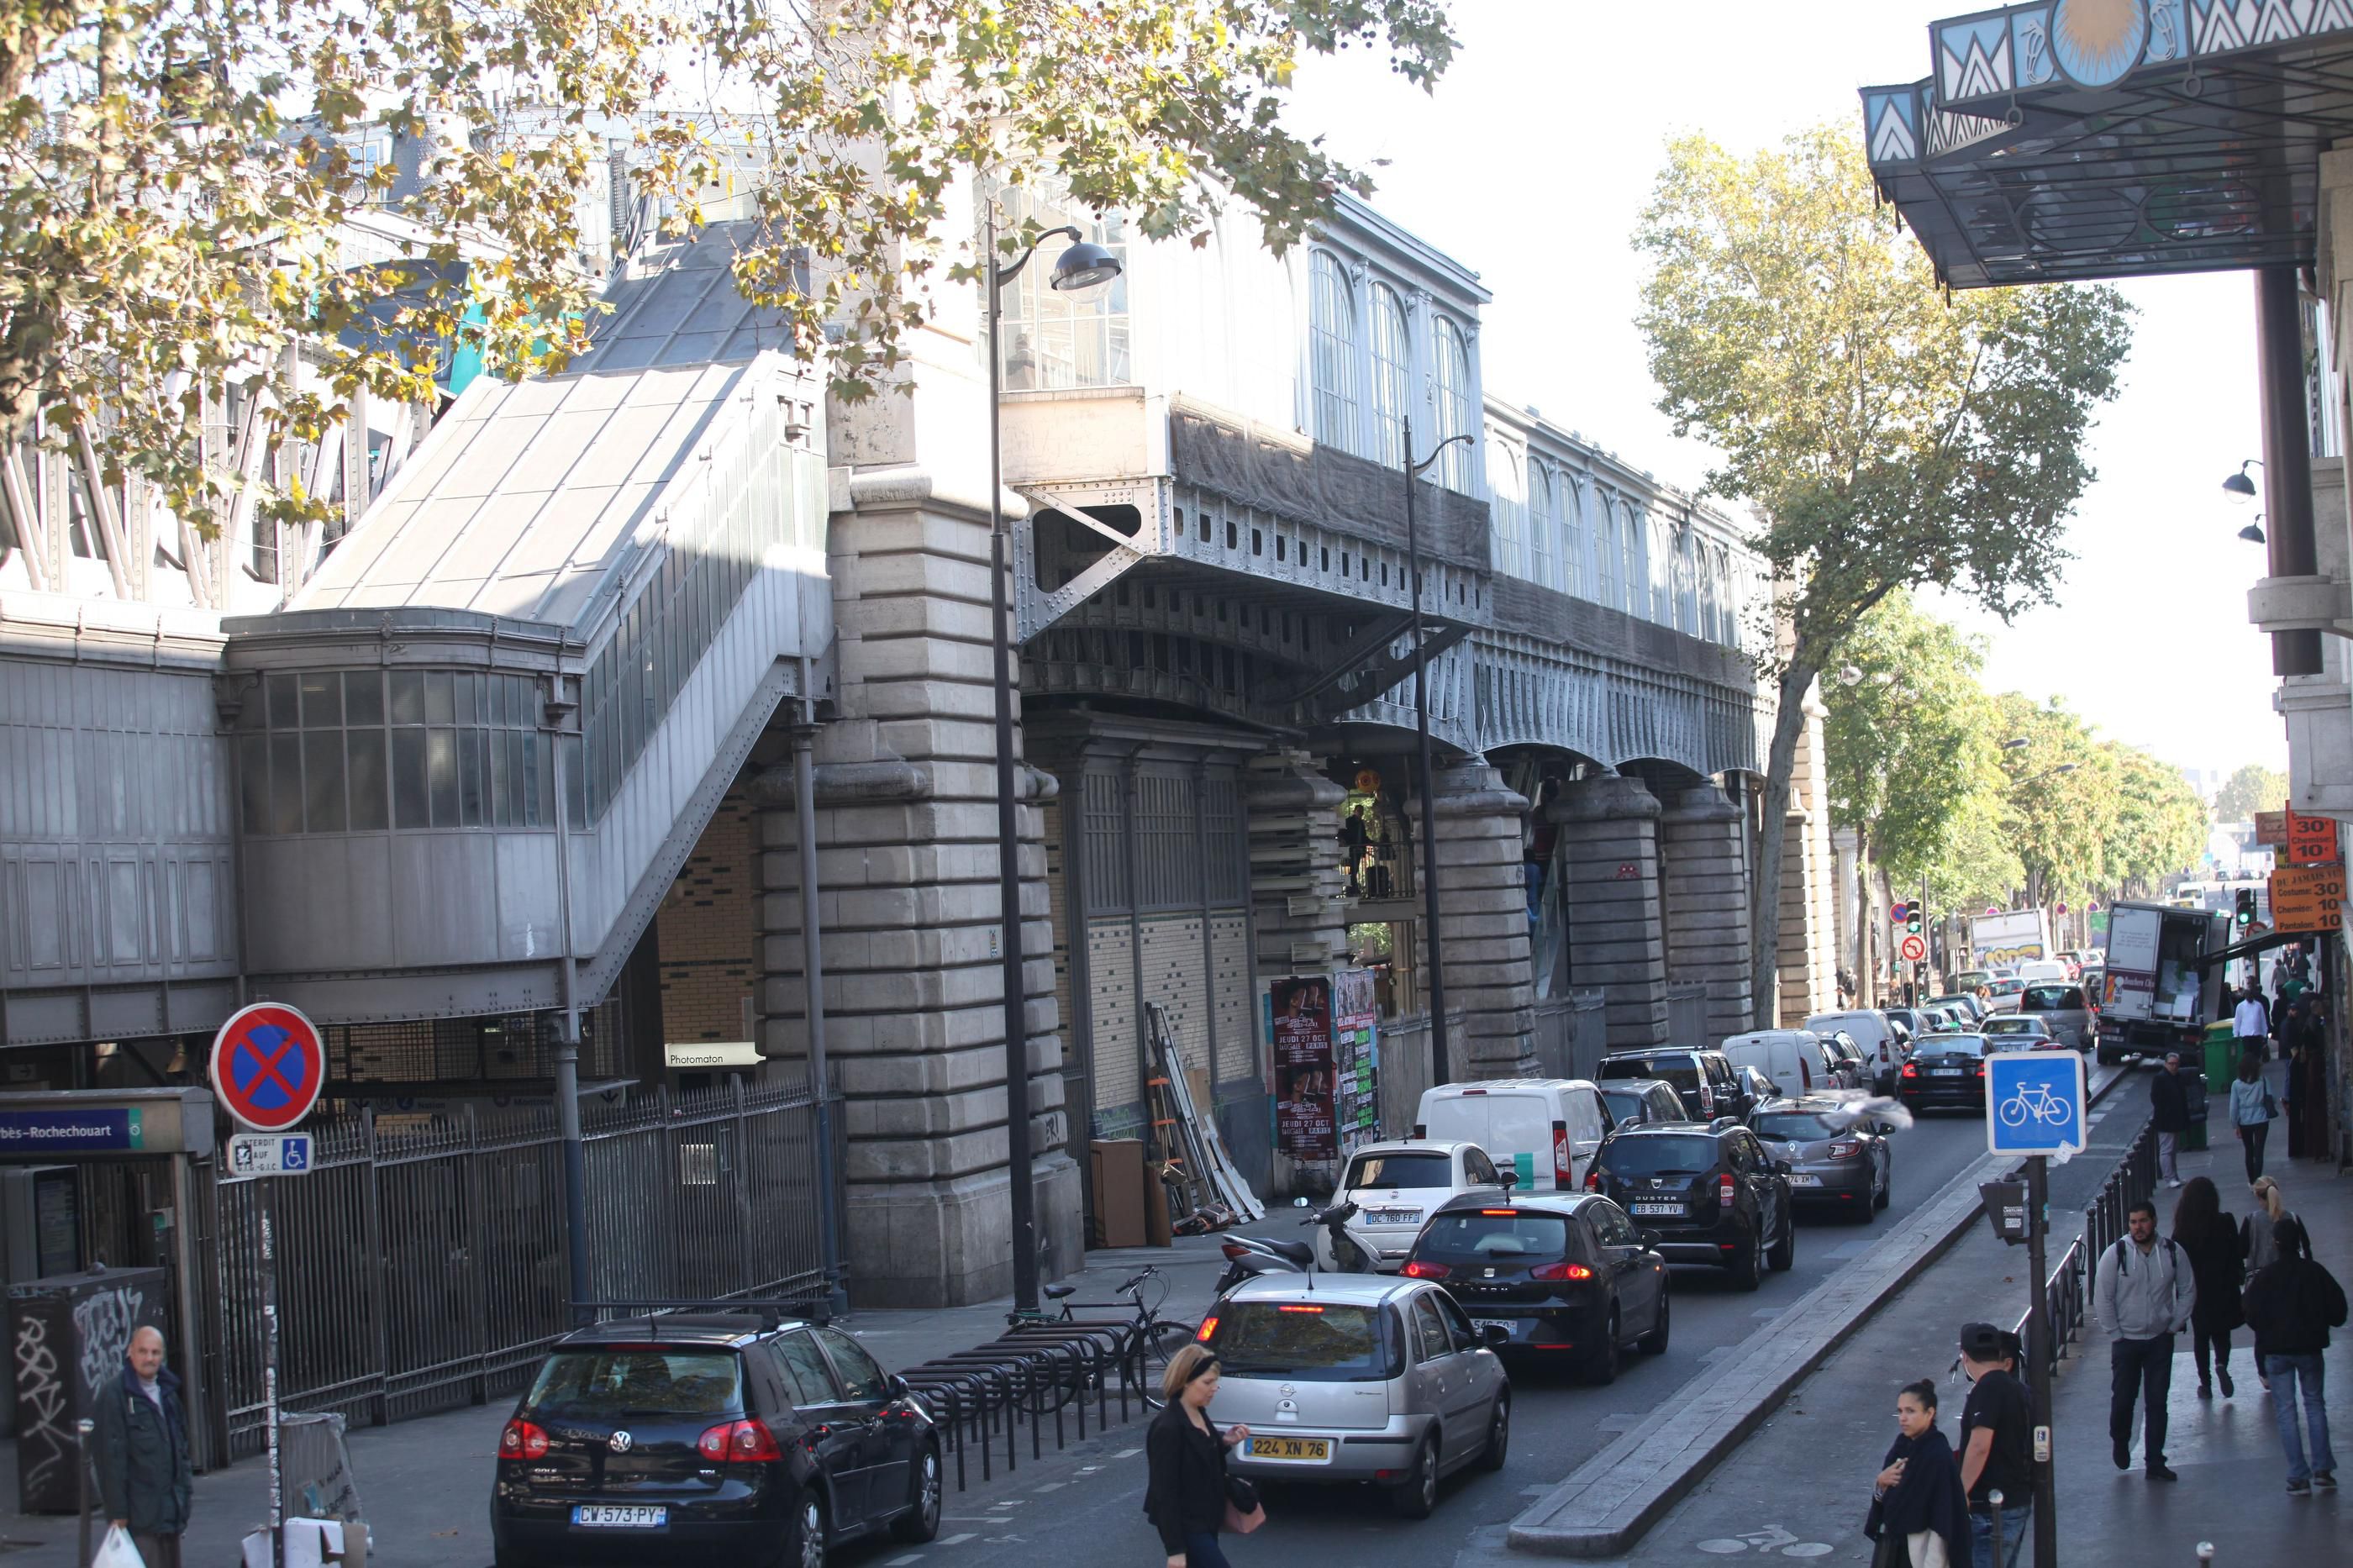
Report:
2241,1216,2349,1495
2093,1198,2198,1480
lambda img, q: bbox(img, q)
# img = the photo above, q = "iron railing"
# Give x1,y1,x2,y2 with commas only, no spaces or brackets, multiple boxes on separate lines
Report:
2013,1121,2156,1379
208,1077,841,1457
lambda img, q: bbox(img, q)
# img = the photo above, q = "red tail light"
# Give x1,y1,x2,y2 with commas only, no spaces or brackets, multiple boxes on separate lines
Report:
499,1418,550,1461
1552,1120,1573,1186
1401,1260,1450,1280
698,1418,782,1463
1583,1166,1602,1192
1220,1241,1250,1260
1718,1172,1736,1211
1196,1314,1219,1342
1901,1062,1918,1078
1800,1058,1813,1092
1530,1261,1594,1281
1825,1140,1861,1160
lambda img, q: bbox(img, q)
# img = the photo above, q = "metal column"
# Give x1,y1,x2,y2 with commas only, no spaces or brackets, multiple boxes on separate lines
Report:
2256,266,2324,677
791,712,845,1313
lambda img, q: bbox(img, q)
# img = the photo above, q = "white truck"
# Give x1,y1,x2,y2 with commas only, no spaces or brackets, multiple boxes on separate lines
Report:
1968,909,2053,970
2094,901,2233,1065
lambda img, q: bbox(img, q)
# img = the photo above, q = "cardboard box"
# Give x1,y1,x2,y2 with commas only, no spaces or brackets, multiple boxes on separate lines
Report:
1090,1139,1148,1249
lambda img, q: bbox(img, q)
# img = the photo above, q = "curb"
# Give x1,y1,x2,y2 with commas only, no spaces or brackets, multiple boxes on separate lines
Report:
1504,1059,2138,1559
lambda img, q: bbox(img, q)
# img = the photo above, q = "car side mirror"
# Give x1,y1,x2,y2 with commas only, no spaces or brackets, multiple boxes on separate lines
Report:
1481,1323,1510,1349
889,1372,912,1398
1638,1229,1661,1250
1772,1160,1793,1176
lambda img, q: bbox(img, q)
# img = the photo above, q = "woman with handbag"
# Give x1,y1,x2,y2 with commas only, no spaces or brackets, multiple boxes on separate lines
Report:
2229,1055,2277,1184
1145,1344,1262,1567
1864,1380,1971,1568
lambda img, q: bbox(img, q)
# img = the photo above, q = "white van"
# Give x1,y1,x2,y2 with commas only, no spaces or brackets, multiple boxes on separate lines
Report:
1804,1009,1906,1095
2015,960,2071,986
1412,1079,1612,1192
1720,1029,1840,1102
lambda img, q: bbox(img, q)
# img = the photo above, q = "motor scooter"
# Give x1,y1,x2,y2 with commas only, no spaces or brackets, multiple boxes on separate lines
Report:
1209,1197,1377,1297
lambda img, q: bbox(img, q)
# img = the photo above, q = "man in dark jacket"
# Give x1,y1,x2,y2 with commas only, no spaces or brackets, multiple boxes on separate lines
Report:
2242,1218,2348,1495
93,1326,193,1567
2149,1052,2192,1187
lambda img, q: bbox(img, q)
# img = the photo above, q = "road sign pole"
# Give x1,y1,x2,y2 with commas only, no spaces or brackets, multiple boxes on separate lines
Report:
261,1176,283,1568
2026,1153,2056,1568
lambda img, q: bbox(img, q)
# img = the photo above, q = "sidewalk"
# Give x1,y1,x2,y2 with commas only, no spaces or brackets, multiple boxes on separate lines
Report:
0,1234,1229,1567
1587,1061,2348,1566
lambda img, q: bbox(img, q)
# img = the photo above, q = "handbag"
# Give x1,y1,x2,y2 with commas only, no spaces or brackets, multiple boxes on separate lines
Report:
2263,1087,2279,1119
1223,1474,1265,1534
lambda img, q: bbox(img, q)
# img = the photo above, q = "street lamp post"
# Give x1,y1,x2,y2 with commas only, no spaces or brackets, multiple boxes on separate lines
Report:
1402,417,1474,1087
982,208,1122,1313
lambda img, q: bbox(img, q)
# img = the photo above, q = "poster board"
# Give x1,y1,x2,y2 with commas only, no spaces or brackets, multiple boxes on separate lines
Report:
1332,970,1382,1156
1271,976,1336,1161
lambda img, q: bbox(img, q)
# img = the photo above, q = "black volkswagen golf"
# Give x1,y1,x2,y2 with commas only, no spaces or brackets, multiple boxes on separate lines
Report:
491,1314,940,1568
1403,1192,1671,1384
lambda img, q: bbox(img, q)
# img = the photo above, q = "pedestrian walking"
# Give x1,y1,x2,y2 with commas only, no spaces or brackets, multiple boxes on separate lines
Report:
2234,985,2271,1068
2240,1216,2349,1496
1954,1323,2035,1567
2149,1052,2192,1188
92,1325,192,1568
2289,999,2331,1160
2171,1176,2245,1397
1145,1344,1254,1568
2243,1176,2311,1392
2092,1199,2197,1480
2229,1055,2279,1184
1865,1379,1972,1568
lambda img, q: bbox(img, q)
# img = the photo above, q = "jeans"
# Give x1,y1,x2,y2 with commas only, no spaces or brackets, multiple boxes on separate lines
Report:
2110,1333,2175,1464
1180,1529,1235,1568
2240,1119,2270,1183
2192,1322,2232,1386
1969,1503,2030,1568
2157,1131,2179,1182
2266,1353,2336,1485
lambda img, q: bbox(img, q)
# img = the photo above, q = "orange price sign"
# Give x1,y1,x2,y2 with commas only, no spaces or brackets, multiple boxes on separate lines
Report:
2285,807,2340,867
2269,864,2345,932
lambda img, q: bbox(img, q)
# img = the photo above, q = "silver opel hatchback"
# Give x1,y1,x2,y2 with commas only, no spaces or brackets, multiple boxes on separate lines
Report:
1201,1274,1510,1518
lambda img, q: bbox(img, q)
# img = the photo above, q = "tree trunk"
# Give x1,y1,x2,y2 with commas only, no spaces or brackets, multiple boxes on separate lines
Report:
1749,660,1817,1029
1856,830,1876,1008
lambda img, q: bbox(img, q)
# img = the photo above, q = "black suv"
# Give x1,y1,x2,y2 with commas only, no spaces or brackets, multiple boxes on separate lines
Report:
491,1314,940,1568
1583,1121,1794,1291
1595,1049,1753,1122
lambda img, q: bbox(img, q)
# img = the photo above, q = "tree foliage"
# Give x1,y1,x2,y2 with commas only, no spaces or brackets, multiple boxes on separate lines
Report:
2213,762,2289,824
1633,124,2134,1023
2103,743,2207,897
1,0,1455,536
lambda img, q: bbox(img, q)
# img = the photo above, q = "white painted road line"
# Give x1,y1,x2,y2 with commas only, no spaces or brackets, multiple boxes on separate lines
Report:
1113,1446,1141,1458
1033,1481,1066,1492
940,1533,976,1545
887,1556,924,1565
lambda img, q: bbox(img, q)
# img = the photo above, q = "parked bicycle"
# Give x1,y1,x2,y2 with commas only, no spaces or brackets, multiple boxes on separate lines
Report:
1005,1265,1197,1412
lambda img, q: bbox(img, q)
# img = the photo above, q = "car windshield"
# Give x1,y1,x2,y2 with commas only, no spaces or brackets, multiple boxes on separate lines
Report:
2023,986,2081,1010
1206,1302,1394,1382
1417,1210,1572,1260
1599,1057,1698,1092
1598,1134,1717,1176
1752,1112,1845,1140
525,1350,743,1418
1599,1089,1650,1121
1343,1151,1455,1191
1921,1034,1990,1058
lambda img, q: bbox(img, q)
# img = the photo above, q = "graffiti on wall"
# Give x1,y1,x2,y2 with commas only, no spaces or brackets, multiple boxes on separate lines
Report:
72,1285,147,1393
13,1313,71,1494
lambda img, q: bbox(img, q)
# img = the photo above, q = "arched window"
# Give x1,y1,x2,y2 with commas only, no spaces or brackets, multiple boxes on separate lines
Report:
1309,252,1360,455
1431,317,1475,492
1622,503,1647,618
1370,283,1411,468
1560,475,1587,597
1676,528,1698,634
1492,444,1527,577
1595,493,1619,610
1699,537,1722,641
1528,462,1555,587
1719,547,1743,649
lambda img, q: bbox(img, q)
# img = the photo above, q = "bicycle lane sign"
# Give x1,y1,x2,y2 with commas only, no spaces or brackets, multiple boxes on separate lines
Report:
1984,1050,2087,1158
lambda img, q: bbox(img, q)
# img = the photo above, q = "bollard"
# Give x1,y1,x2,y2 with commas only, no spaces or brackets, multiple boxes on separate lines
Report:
1987,1488,2006,1566
76,1417,94,1567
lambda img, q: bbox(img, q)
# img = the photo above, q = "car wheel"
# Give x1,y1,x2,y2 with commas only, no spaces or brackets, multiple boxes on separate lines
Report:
1731,1230,1763,1291
1391,1434,1440,1518
1136,1321,1197,1410
1767,1207,1795,1271
1477,1392,1511,1472
787,1488,829,1568
1874,1159,1892,1211
890,1443,944,1543
1637,1287,1671,1355
1582,1305,1621,1386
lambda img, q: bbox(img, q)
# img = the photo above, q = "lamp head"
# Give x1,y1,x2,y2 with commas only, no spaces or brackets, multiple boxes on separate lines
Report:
2223,460,2260,504
2001,737,2029,751
2239,513,2267,544
1049,240,1122,301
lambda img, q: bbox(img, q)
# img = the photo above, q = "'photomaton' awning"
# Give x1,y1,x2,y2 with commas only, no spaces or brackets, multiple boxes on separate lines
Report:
1861,0,2353,288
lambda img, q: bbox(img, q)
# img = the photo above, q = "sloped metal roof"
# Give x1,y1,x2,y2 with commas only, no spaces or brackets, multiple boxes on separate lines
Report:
566,219,797,373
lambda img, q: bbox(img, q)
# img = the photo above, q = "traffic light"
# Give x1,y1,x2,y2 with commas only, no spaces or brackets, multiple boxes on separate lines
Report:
1906,907,1924,937
2235,888,2257,929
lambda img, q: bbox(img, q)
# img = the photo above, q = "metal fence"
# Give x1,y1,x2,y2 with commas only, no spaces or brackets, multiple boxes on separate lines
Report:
208,1077,840,1457
2013,1121,2157,1381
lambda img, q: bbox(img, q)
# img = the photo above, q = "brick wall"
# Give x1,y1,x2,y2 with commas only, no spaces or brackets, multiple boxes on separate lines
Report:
656,785,758,1044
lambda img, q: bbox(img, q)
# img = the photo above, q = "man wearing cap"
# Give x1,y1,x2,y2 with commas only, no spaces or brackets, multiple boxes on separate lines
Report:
2093,1198,2198,1481
2148,1052,2192,1188
1956,1323,2035,1567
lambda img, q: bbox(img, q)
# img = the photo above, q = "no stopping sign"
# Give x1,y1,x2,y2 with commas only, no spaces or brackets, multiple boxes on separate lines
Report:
210,1002,325,1133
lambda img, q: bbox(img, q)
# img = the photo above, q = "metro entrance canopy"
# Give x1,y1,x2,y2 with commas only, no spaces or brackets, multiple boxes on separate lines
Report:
1861,0,2353,289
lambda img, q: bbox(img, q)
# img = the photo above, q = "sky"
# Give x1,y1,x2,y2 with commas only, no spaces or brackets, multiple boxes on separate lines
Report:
1286,1,2287,782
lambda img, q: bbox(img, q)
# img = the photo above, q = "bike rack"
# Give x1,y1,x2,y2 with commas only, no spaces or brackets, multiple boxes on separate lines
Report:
892,1316,1166,1492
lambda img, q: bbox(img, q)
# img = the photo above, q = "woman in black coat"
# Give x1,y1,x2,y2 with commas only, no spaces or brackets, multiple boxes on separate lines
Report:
2173,1176,2247,1397
1144,1344,1250,1568
1865,1380,1971,1568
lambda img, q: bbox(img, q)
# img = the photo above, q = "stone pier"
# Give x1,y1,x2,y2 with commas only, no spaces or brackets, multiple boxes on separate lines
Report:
1429,759,1537,1078
1554,772,1669,1051
1659,783,1754,1045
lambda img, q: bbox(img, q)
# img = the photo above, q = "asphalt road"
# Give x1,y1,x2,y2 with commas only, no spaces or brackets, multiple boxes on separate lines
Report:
834,1083,2129,1568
